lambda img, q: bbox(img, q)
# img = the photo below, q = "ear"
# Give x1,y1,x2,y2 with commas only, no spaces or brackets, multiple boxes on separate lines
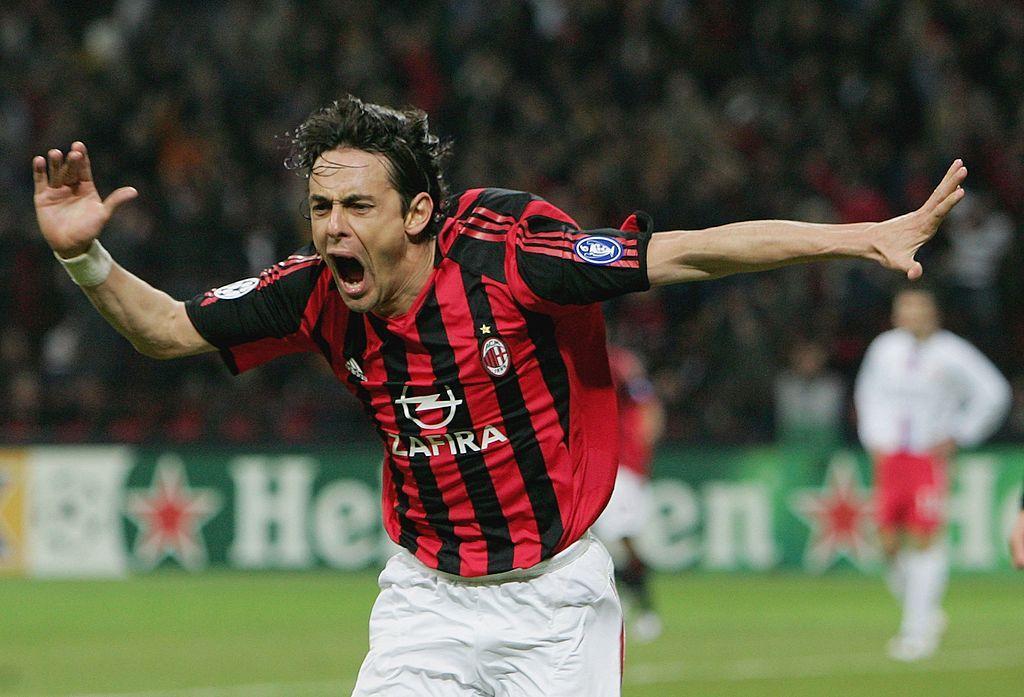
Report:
404,192,434,239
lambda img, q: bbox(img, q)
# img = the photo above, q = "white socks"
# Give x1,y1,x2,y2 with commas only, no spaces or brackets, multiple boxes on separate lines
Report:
885,550,909,600
899,545,949,640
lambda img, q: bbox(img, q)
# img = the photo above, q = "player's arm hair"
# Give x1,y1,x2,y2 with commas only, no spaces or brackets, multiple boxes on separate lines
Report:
646,219,876,285
80,263,215,359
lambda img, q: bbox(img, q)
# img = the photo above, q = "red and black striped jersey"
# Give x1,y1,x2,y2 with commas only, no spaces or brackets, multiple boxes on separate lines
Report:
185,188,652,577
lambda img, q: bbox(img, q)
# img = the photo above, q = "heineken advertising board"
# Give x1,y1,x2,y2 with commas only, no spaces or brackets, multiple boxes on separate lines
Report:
0,446,1020,578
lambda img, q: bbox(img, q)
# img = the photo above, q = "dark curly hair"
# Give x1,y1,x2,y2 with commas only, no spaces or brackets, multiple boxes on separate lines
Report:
285,95,452,236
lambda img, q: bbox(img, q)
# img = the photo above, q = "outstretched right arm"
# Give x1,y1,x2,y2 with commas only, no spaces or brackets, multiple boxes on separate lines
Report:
33,143,214,359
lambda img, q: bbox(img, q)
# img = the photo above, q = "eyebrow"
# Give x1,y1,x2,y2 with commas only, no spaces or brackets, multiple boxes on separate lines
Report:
308,193,375,206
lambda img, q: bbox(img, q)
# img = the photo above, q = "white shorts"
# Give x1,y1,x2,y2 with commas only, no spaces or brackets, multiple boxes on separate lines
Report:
593,468,653,542
352,533,623,697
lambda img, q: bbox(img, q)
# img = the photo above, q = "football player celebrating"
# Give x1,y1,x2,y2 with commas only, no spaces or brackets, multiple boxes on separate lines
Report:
34,95,968,695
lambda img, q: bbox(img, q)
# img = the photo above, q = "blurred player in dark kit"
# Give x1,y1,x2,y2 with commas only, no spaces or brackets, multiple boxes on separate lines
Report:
593,345,665,642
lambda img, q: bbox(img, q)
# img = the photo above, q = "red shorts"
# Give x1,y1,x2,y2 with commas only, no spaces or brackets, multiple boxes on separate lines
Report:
874,451,947,536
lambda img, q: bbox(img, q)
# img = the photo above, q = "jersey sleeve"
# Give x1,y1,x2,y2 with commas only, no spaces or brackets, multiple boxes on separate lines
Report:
184,247,326,374
505,196,652,312
853,336,895,452
946,336,1012,447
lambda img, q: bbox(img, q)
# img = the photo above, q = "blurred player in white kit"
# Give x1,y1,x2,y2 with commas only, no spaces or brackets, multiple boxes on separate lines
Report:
855,288,1011,661
593,345,665,643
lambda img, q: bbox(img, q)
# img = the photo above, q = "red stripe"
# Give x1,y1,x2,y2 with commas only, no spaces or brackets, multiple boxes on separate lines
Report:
257,258,321,290
469,205,517,225
520,198,580,228
517,238,577,251
464,219,510,235
280,253,320,265
481,279,574,567
517,240,579,254
441,270,545,570
224,268,330,372
227,336,308,373
198,258,323,305
518,238,640,258
523,229,641,251
438,271,531,571
517,244,573,260
466,214,514,234
362,320,436,567
517,237,641,264
517,247,640,270
522,228,592,242
464,228,507,243
404,318,489,577
439,189,488,254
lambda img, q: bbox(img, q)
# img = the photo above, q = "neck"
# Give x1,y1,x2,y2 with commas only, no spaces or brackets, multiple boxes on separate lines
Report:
377,241,435,317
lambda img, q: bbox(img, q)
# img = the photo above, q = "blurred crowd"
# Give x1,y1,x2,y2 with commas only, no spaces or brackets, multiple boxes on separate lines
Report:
2,0,1023,446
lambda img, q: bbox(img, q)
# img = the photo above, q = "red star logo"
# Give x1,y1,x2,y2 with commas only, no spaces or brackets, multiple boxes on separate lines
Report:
125,457,221,570
790,454,877,572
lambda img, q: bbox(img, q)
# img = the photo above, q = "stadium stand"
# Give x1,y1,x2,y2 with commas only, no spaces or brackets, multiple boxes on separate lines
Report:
2,0,1022,445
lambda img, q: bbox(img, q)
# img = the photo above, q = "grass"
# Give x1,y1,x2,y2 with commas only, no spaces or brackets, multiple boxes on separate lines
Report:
1,571,1021,696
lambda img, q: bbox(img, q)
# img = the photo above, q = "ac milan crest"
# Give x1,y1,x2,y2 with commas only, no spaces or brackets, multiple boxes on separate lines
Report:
481,337,511,377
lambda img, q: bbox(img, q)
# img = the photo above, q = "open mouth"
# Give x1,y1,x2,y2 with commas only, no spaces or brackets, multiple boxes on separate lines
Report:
330,254,367,295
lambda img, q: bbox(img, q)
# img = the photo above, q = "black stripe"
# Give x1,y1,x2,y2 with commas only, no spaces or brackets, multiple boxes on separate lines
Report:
367,313,462,574
417,289,515,574
461,269,564,559
219,348,240,375
462,221,510,236
311,313,334,365
522,215,573,233
521,307,571,448
447,235,506,283
446,189,486,219
472,189,534,218
346,316,419,554
519,239,640,260
467,210,514,226
517,240,574,253
183,245,323,349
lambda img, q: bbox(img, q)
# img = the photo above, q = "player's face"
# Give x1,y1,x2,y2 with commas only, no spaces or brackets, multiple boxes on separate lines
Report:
308,147,432,315
892,291,939,339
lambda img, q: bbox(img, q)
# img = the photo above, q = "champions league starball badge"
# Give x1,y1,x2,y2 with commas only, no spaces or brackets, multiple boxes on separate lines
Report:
480,337,511,377
212,277,260,299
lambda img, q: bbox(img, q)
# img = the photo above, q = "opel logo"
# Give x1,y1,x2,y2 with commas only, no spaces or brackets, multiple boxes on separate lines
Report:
394,385,464,430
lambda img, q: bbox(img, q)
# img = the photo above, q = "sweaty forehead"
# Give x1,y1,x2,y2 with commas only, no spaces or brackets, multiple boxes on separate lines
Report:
309,147,394,196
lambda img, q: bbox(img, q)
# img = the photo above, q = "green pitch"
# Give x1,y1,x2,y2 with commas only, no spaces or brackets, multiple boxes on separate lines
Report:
1,572,1021,696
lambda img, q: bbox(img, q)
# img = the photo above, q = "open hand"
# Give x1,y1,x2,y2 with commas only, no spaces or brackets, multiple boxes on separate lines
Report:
869,160,967,280
32,142,137,258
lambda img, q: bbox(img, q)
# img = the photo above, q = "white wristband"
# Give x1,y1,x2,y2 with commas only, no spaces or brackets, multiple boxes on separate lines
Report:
54,240,114,287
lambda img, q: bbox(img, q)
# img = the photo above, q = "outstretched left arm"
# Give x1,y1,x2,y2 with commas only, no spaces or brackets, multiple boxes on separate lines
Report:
647,160,967,285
